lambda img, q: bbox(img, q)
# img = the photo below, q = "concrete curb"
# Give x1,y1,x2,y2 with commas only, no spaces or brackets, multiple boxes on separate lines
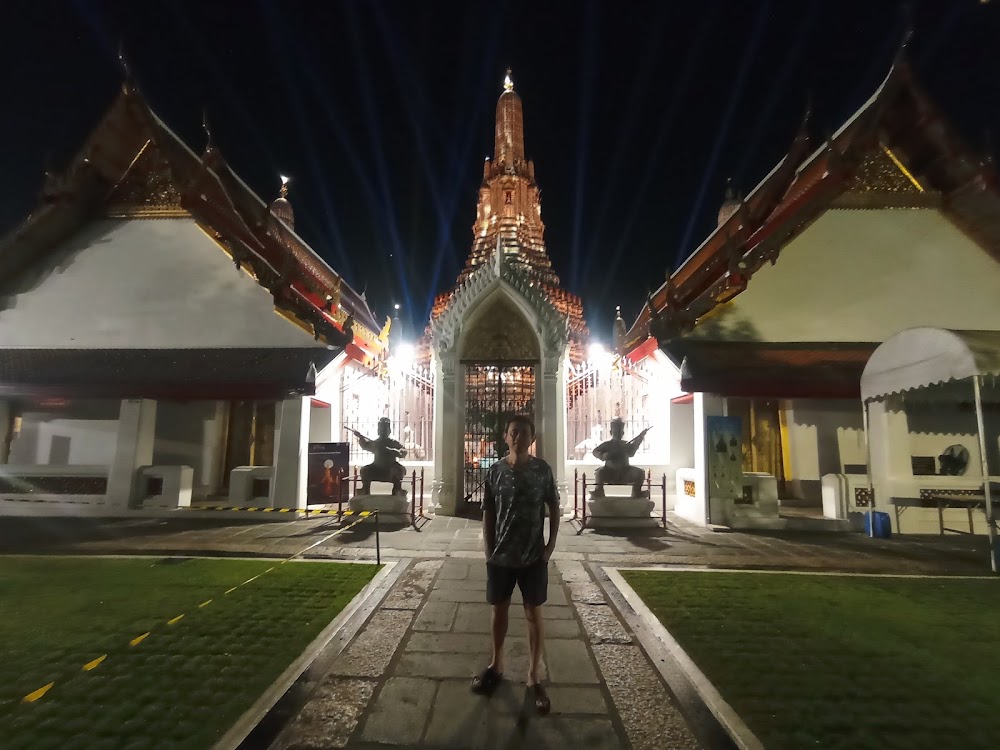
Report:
213,558,405,750
601,566,765,750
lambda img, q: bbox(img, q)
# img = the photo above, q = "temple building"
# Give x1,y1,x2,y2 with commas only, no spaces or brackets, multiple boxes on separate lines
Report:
623,56,1000,535
0,77,387,511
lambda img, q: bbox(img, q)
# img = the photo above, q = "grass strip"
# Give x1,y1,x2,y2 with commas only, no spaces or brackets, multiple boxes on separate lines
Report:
621,570,1000,750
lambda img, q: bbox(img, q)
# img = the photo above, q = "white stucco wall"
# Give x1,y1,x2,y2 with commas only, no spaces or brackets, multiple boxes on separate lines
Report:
688,209,1000,342
11,415,118,465
0,218,321,348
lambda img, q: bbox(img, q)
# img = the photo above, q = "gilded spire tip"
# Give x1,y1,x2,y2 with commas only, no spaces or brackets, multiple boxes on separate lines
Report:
279,174,290,198
503,68,514,93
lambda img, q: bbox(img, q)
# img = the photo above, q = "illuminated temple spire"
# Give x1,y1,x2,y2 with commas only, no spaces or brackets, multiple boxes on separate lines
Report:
495,68,527,173
461,69,550,279
429,69,590,363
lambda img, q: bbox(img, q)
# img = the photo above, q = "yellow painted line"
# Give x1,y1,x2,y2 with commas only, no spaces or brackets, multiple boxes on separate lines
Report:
243,574,262,585
198,599,213,608
225,586,238,594
167,614,184,625
130,632,151,646
82,654,107,672
22,682,55,703
266,567,275,574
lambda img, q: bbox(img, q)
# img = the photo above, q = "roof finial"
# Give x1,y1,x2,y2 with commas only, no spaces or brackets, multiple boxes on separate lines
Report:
202,108,213,150
503,68,514,93
118,41,137,94
279,174,290,199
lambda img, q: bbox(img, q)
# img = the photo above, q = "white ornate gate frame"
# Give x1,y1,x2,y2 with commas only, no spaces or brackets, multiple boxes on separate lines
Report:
429,247,570,515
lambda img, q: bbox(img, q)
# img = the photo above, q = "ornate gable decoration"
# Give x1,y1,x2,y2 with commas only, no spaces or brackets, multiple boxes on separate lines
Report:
431,242,569,360
106,139,188,218
833,144,940,209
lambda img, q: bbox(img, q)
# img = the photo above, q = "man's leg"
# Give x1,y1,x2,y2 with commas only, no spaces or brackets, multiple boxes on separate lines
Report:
491,600,510,673
473,564,516,693
523,602,544,685
518,559,551,714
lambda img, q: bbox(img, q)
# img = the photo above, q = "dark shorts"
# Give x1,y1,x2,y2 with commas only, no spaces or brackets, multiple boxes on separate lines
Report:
486,558,548,606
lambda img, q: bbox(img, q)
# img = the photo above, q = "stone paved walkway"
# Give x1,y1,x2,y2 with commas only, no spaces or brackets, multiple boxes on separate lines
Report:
269,556,700,750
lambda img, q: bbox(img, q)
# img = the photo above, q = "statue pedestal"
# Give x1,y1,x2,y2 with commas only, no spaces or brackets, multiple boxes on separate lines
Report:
585,493,658,528
349,491,410,521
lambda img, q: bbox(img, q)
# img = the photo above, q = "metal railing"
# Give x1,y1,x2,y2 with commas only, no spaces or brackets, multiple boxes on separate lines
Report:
572,468,669,533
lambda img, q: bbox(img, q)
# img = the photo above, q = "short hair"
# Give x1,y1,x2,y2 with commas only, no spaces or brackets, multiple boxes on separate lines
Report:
505,414,535,436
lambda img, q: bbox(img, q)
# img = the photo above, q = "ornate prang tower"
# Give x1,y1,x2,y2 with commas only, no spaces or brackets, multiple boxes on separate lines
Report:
430,70,589,362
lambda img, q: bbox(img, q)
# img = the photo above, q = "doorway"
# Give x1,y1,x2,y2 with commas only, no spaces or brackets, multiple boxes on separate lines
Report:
463,364,536,506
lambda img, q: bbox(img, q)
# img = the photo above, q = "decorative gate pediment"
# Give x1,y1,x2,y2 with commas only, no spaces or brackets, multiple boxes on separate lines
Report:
460,294,540,361
431,242,569,362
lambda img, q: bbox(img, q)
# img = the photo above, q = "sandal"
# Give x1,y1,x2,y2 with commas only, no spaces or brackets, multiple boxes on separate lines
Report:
471,665,503,695
530,682,551,715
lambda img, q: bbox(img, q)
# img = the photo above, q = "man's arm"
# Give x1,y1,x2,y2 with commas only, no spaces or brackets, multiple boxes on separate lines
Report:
544,466,560,560
482,473,496,560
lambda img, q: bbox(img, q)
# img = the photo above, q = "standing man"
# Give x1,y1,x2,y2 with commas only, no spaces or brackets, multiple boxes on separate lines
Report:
470,414,560,715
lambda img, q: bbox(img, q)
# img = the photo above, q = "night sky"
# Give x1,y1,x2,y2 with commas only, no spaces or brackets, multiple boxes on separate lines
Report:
3,1,998,341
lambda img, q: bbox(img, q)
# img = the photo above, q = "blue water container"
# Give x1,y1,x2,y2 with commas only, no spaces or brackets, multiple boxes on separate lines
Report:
864,511,892,539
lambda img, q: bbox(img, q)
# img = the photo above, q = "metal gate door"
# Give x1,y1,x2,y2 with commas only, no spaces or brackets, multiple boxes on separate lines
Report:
464,364,535,504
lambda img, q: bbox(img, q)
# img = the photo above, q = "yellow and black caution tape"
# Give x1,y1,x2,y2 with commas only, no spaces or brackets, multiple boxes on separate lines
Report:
186,506,377,517
19,511,378,704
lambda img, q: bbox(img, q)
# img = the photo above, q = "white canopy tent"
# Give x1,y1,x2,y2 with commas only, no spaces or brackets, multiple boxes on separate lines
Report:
860,328,1000,572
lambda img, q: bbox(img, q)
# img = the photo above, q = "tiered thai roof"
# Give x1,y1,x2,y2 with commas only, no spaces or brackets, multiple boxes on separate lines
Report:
624,55,1000,355
426,71,589,363
4,78,387,368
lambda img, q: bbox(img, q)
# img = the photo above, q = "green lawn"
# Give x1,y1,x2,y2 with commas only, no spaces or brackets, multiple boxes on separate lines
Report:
0,556,381,750
621,570,1000,750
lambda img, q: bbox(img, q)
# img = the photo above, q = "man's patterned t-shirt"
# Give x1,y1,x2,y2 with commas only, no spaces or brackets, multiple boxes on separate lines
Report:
484,456,559,568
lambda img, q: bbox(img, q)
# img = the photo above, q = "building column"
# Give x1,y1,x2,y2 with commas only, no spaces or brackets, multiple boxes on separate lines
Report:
328,368,343,444
538,350,569,511
107,399,157,507
201,401,227,496
270,396,310,510
675,392,724,526
0,401,12,463
431,353,460,515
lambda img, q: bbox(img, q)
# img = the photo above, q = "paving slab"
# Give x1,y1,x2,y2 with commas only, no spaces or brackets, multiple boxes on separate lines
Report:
395,650,486,679
360,677,437,745
436,564,470,580
545,685,610,715
540,618,582,639
428,587,490,603
544,639,600,684
432,578,487,591
522,716,623,749
422,679,520,749
413,601,457,632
